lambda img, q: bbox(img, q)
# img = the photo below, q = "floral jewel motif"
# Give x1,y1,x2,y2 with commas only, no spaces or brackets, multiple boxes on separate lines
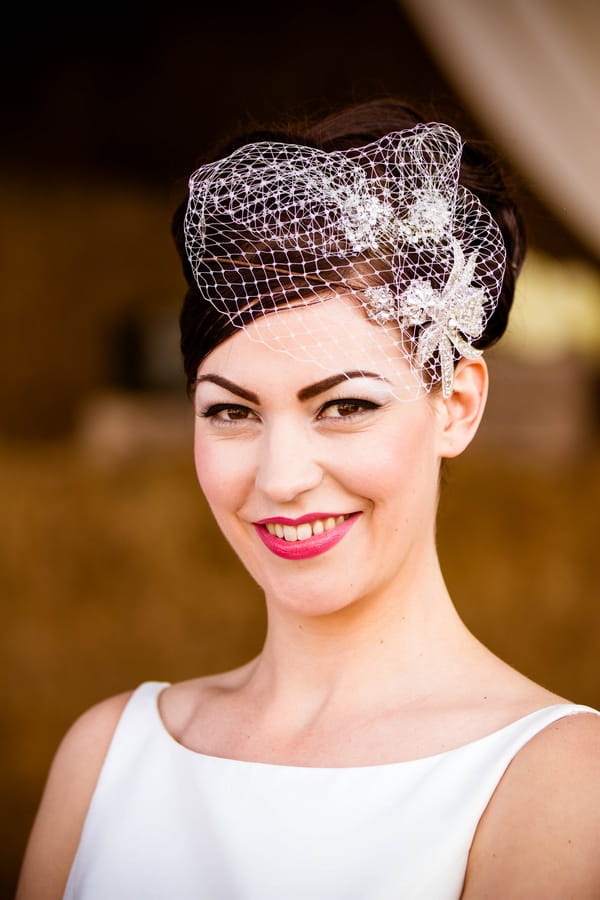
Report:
338,188,450,253
397,190,451,244
364,240,488,397
338,191,396,254
363,285,398,325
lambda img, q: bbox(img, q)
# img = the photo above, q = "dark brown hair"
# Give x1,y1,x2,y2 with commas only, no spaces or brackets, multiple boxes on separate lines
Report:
172,99,526,394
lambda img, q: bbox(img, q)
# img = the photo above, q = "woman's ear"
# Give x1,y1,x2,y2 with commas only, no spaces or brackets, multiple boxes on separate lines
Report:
437,356,489,459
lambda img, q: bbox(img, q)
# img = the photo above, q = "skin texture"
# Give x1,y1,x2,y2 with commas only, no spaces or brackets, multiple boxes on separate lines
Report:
16,297,600,898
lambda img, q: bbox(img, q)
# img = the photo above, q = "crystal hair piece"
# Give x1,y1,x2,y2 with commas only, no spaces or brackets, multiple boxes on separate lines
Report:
184,123,506,398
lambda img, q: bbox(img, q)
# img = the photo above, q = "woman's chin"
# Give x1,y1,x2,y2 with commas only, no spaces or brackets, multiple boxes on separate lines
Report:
266,594,358,621
259,573,375,622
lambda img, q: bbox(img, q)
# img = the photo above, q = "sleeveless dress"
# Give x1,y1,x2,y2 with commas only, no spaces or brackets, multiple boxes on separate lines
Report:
64,681,598,900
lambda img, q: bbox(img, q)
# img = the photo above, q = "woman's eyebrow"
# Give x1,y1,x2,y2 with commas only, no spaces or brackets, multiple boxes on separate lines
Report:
195,370,387,405
297,371,386,401
194,374,259,404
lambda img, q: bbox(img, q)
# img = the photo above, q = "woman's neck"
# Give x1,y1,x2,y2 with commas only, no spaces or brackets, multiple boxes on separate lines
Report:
246,556,475,721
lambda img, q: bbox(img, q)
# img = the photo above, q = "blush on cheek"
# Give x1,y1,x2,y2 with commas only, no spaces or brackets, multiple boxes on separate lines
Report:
194,448,223,500
194,444,252,516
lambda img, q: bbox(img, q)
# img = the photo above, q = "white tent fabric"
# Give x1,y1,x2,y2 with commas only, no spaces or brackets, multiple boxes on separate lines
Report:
398,0,600,261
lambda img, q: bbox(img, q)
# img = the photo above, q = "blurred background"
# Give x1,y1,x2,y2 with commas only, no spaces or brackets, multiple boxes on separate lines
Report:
2,0,599,893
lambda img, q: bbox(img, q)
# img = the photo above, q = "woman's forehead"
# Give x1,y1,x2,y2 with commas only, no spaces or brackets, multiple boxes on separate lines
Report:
197,294,420,396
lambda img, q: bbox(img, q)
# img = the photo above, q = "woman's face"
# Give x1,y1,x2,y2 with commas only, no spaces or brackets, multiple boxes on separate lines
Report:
193,296,448,618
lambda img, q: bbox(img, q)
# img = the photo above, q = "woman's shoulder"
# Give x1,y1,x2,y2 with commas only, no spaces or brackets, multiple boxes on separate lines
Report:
34,687,136,805
463,706,600,897
16,689,136,899
62,688,137,747
46,688,138,781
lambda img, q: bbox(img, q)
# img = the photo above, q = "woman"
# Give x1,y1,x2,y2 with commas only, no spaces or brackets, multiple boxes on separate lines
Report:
17,100,600,898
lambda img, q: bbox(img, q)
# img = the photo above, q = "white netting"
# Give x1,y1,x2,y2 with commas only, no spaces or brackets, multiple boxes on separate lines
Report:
184,123,506,398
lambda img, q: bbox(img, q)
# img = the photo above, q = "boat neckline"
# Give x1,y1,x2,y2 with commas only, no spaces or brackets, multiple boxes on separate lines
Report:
146,681,596,772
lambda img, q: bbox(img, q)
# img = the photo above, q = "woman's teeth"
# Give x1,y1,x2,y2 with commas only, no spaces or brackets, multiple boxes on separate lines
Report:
265,516,348,542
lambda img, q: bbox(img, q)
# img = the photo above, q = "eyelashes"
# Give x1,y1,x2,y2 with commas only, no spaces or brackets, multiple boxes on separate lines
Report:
317,398,381,419
197,397,383,425
198,403,258,422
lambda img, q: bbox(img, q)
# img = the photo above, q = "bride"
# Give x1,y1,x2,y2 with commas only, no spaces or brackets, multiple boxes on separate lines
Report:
17,99,600,899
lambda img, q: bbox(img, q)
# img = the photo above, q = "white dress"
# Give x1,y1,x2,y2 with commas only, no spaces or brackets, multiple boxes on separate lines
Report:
64,681,598,899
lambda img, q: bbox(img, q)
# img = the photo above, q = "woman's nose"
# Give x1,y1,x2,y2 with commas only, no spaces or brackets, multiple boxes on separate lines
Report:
254,421,323,503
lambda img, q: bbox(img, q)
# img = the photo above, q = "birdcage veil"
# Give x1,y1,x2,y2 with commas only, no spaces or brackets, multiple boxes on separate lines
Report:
183,122,506,399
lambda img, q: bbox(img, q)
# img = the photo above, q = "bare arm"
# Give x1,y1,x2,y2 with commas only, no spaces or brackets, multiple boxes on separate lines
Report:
462,713,600,898
15,691,133,900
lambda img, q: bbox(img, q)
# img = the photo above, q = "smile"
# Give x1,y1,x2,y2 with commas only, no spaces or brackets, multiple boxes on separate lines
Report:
253,513,360,560
264,515,348,542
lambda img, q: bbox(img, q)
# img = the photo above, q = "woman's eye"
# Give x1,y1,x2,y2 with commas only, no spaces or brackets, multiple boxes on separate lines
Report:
318,399,380,419
200,403,258,422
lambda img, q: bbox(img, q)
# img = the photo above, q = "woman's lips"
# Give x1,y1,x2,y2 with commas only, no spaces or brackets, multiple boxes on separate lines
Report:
253,512,360,560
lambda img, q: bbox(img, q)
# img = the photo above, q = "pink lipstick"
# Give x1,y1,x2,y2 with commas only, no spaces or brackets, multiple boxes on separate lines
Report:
253,513,360,560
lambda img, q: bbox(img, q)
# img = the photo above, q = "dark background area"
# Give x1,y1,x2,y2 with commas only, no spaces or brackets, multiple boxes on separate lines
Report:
1,0,592,255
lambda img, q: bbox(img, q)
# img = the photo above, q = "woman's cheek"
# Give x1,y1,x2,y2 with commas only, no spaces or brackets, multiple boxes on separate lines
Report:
194,440,224,502
195,440,253,510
